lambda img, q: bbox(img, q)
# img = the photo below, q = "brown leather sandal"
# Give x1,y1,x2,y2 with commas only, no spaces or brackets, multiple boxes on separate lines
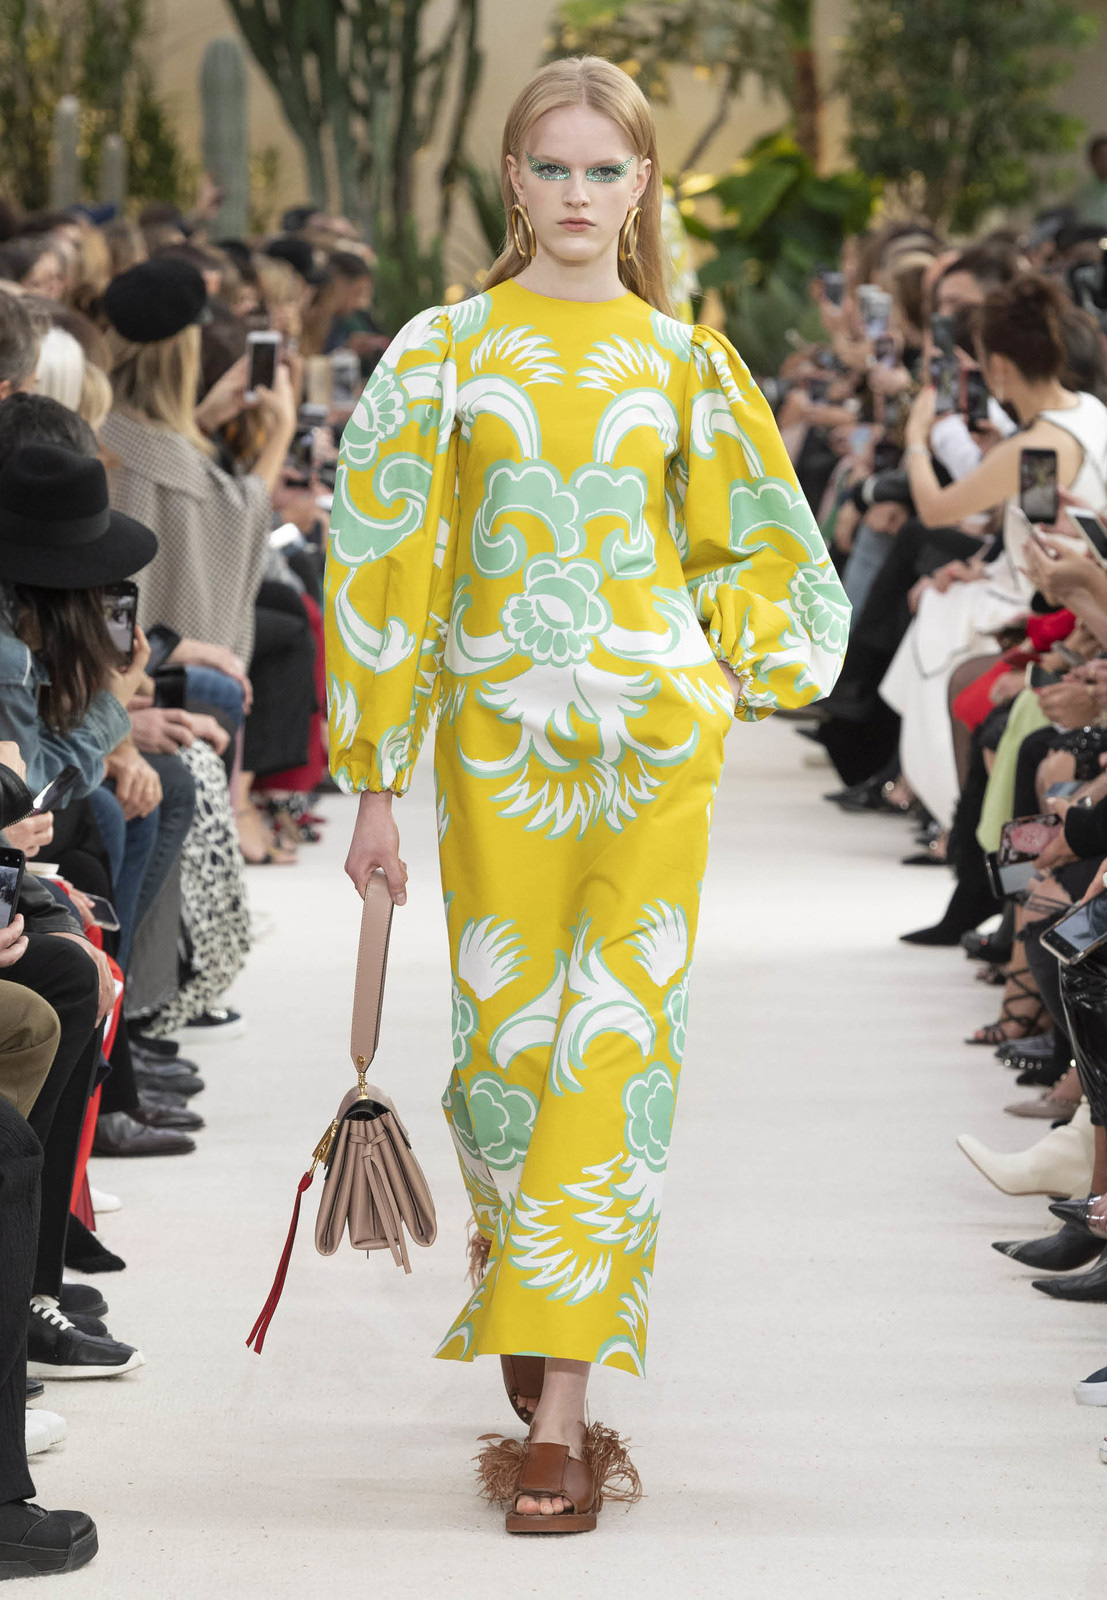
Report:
500,1355,546,1424
476,1423,641,1535
467,1227,547,1423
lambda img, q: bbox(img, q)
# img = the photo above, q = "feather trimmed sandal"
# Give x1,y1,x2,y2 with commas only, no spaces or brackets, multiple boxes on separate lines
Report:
466,1225,546,1424
475,1423,642,1535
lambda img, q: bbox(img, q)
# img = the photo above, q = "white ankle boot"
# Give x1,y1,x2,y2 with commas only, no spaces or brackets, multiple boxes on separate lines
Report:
956,1101,1094,1197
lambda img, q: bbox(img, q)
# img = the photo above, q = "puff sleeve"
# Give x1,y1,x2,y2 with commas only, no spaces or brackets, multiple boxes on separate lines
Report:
675,325,849,720
324,307,460,793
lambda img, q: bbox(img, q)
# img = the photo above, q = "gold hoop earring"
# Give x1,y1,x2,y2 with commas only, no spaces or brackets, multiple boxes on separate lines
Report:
618,206,642,264
509,204,536,261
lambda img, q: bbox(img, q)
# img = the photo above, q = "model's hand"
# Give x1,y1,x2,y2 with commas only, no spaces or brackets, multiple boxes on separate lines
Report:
345,790,406,904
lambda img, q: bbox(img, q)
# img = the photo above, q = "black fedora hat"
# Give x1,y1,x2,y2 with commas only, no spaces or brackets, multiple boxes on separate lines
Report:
0,444,158,589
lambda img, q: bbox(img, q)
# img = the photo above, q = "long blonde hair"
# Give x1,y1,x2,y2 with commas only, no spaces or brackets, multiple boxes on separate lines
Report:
484,57,672,315
106,323,213,455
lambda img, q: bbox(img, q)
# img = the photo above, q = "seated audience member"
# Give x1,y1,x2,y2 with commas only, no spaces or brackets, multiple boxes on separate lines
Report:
99,258,312,864
0,757,99,1578
0,238,66,303
0,290,41,402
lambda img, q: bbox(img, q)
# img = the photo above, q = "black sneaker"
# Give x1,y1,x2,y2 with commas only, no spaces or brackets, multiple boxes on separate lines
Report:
58,1283,108,1319
24,1377,44,1401
0,1501,98,1579
175,1006,246,1041
27,1298,144,1379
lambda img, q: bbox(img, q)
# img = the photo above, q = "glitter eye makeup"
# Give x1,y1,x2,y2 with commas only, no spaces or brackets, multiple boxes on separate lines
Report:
586,157,635,183
525,153,570,181
524,152,636,183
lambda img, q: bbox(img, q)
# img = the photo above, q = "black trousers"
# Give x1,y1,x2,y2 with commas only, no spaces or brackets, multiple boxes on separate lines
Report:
7,937,100,1298
0,1098,41,1503
817,520,985,786
243,582,317,778
1061,946,1107,1126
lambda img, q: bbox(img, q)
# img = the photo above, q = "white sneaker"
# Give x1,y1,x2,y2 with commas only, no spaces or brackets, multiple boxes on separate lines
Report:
89,1186,121,1214
25,1408,67,1455
1075,1365,1107,1406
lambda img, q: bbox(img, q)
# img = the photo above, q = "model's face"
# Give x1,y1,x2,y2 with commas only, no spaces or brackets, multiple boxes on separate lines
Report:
506,105,649,270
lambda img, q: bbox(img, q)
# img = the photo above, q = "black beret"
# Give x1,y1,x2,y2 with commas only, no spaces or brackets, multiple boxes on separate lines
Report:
263,236,328,286
103,258,211,345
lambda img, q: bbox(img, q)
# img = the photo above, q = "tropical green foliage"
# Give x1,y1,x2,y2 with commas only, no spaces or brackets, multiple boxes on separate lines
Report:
226,0,483,329
547,0,821,167
0,0,188,211
839,0,1097,232
688,132,876,374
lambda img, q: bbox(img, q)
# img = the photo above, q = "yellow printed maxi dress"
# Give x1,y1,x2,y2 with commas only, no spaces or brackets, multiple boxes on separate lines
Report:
324,280,849,1376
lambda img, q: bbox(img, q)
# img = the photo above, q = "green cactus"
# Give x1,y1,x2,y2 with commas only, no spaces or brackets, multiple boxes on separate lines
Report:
201,38,250,241
50,95,81,210
99,133,128,210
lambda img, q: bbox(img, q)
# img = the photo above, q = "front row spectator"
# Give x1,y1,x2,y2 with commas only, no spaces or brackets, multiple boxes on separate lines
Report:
0,745,98,1579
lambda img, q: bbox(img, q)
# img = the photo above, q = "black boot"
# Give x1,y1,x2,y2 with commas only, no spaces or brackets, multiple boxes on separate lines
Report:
900,877,1001,946
992,1221,1104,1271
1032,1250,1107,1299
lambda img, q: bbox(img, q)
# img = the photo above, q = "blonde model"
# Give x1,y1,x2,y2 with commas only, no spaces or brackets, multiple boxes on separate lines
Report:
325,56,848,1533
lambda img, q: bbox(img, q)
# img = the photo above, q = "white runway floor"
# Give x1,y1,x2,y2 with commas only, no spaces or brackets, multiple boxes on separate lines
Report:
35,717,1107,1598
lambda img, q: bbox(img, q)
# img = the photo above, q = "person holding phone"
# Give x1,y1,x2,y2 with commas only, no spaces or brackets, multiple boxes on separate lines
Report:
98,258,309,864
882,275,1107,834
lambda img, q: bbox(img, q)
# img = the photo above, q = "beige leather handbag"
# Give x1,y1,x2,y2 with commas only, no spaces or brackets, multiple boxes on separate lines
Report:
247,871,436,1353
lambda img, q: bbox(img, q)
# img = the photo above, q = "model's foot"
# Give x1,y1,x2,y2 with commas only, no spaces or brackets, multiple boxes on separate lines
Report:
516,1418,584,1516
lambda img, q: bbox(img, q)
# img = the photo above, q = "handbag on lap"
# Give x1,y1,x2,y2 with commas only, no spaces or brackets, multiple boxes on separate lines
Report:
247,871,436,1353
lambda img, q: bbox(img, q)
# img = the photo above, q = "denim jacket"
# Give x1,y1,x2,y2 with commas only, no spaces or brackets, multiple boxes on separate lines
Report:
0,626,131,799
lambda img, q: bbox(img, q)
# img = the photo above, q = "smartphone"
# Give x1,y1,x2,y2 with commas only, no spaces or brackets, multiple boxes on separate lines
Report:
930,351,959,416
152,668,187,711
329,349,361,408
1019,447,1059,524
964,369,989,427
857,285,893,336
83,894,120,932
930,313,956,356
1070,508,1107,566
849,424,875,455
0,845,26,931
1046,780,1084,800
30,764,81,817
872,333,898,368
144,623,180,676
985,853,1036,899
817,268,845,307
102,581,137,661
1040,891,1107,966
1026,663,1063,690
807,377,830,403
245,330,281,402
998,813,1062,866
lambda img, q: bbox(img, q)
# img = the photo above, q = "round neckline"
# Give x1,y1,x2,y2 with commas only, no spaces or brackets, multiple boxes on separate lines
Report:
503,278,633,308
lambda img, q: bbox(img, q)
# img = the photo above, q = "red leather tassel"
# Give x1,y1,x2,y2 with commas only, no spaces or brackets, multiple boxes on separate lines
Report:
247,1169,314,1354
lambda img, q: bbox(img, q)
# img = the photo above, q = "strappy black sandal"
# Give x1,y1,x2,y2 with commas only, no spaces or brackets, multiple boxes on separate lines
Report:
966,966,1048,1046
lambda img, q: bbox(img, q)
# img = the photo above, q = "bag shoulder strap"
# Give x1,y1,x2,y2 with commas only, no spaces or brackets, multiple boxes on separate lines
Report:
351,870,395,1074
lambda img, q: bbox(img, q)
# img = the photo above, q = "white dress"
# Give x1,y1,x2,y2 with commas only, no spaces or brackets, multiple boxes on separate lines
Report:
880,392,1107,828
